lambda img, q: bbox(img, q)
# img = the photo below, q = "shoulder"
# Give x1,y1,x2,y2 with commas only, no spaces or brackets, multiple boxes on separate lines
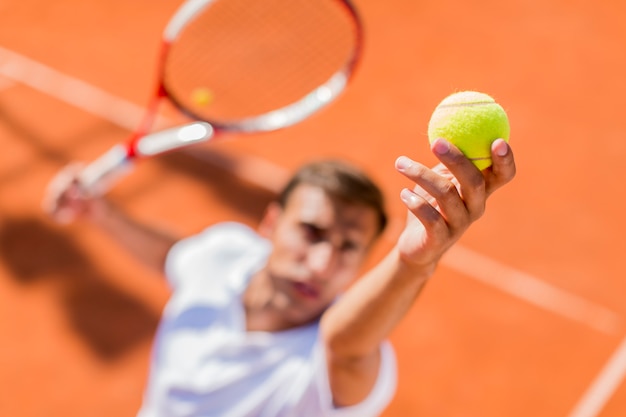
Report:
279,339,397,417
316,341,398,417
180,221,260,246
165,222,270,289
169,222,263,260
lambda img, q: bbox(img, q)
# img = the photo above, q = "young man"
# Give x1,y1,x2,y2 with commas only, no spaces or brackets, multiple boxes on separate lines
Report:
44,138,516,416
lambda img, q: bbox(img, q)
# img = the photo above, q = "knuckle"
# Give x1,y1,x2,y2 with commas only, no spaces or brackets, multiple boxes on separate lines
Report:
471,201,486,221
413,202,441,226
467,171,487,190
440,181,458,197
434,181,460,205
507,163,517,181
408,163,429,179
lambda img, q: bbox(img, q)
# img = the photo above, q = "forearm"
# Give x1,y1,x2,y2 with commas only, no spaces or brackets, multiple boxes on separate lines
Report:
318,138,515,406
321,248,433,359
89,200,179,273
320,248,434,406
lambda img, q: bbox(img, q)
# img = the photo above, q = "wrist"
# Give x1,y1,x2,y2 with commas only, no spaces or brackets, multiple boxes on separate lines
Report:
395,248,439,280
86,197,114,224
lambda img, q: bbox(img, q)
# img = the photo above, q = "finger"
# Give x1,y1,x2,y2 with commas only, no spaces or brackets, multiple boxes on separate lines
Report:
395,155,470,231
399,188,449,239
42,163,84,217
484,139,516,195
53,207,78,225
430,138,487,220
42,166,73,214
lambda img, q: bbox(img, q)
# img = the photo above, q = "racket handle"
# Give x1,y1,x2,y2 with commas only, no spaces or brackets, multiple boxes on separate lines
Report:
78,122,213,194
79,144,133,195
135,122,214,156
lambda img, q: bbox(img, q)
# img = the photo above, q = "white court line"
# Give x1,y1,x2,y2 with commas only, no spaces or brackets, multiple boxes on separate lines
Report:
0,74,16,91
0,45,145,131
0,46,622,338
567,334,626,417
444,245,622,335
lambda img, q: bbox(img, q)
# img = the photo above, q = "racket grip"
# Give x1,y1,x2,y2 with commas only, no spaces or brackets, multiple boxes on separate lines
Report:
79,144,133,195
134,122,214,156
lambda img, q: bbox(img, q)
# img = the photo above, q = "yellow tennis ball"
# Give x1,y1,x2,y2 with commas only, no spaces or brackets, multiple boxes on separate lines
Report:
427,91,510,170
191,88,214,106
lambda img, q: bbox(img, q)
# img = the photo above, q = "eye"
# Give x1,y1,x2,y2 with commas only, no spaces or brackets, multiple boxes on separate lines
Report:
300,223,324,242
340,240,359,253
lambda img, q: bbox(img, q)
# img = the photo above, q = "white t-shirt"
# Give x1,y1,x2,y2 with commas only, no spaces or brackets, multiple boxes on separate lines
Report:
137,222,397,417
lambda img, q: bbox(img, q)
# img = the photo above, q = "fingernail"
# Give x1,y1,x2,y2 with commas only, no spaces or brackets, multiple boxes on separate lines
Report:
492,139,509,157
400,188,417,204
395,156,411,171
432,138,450,155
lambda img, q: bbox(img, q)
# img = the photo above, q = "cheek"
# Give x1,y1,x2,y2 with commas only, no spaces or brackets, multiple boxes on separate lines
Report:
328,255,364,288
272,226,307,260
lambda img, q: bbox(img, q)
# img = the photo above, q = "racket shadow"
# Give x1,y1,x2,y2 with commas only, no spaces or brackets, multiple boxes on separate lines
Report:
0,99,125,187
155,148,281,222
0,216,161,360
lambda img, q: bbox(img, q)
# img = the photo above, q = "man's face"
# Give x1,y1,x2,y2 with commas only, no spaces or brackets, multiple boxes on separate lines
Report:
260,184,380,325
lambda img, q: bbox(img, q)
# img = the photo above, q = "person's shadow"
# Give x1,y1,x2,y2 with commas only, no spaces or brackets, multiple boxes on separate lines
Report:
0,216,162,360
0,98,279,360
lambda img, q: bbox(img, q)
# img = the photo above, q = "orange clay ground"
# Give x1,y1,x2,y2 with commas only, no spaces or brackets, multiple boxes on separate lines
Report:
1,0,626,416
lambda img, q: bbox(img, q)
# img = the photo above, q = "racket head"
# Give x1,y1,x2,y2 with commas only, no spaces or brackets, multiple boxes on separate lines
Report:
160,0,363,132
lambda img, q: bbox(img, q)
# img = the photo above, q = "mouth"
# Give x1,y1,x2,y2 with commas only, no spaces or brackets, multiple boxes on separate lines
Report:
291,281,320,300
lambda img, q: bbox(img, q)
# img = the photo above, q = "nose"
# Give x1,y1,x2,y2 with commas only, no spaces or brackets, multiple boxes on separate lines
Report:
306,242,337,279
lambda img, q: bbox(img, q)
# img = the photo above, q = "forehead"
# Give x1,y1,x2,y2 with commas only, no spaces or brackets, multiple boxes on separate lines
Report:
283,184,379,239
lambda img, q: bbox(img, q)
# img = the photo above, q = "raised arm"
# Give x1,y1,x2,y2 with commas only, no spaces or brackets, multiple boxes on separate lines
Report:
42,163,179,273
320,138,516,407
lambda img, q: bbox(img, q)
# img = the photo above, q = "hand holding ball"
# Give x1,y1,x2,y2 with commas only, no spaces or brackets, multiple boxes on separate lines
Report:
427,91,510,170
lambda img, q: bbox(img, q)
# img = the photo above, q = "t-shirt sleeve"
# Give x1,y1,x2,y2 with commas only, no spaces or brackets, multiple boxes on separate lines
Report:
164,222,266,290
312,340,397,417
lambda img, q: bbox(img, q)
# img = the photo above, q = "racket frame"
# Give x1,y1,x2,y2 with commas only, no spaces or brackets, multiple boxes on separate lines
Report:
160,0,364,133
79,0,364,194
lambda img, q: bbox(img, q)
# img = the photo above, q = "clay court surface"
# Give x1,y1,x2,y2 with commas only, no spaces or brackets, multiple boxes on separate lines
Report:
1,0,626,416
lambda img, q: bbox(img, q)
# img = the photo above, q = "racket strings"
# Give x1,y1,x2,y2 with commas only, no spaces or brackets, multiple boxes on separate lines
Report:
163,0,359,124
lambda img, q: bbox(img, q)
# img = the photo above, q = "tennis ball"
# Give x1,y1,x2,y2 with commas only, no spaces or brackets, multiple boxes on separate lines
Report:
191,88,214,106
427,91,510,170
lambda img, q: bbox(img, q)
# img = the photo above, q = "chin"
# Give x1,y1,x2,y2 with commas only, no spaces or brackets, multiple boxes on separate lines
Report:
282,299,329,327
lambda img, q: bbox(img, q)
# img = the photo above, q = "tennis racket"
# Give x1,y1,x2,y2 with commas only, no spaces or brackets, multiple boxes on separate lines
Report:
79,0,363,194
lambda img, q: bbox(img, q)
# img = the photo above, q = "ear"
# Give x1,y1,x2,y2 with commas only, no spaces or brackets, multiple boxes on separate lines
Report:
258,202,282,238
